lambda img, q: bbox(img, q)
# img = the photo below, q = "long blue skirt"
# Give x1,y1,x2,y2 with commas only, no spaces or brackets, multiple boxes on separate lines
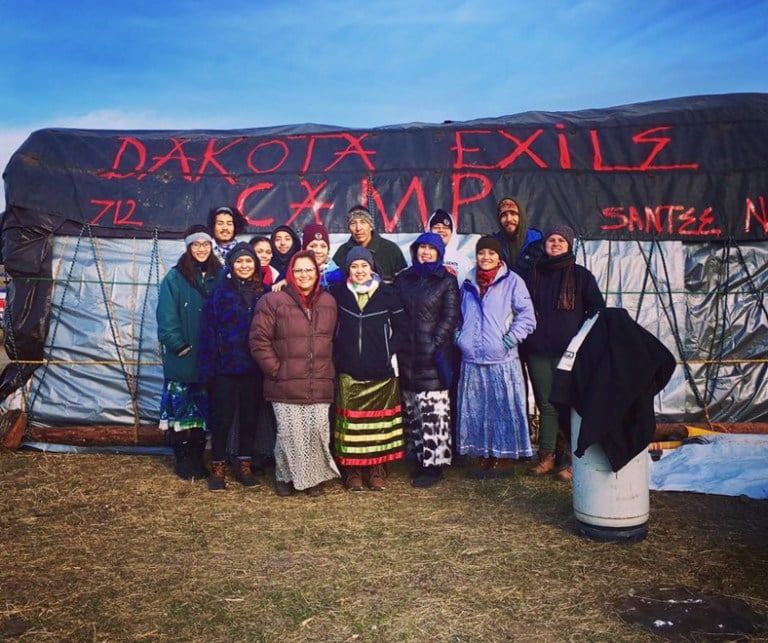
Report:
456,359,532,459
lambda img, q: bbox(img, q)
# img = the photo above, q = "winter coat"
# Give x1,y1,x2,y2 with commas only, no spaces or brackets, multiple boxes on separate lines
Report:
457,264,536,365
493,228,544,280
550,308,676,471
198,272,265,384
329,280,407,381
319,259,344,289
156,266,218,382
523,261,605,358
332,231,407,283
396,265,460,392
249,285,337,404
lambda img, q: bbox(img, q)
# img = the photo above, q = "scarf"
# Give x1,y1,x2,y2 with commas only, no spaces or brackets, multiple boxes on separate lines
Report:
213,240,238,266
347,273,381,310
412,260,440,276
533,251,576,311
260,265,274,287
476,264,501,298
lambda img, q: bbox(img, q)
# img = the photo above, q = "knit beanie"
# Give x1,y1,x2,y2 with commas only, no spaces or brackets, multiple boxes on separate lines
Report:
302,223,330,249
348,206,375,228
496,197,520,220
345,246,375,273
545,224,575,251
428,209,453,231
475,235,503,258
226,241,258,269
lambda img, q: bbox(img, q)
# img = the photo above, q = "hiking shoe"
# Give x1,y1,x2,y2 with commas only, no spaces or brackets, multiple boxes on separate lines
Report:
345,468,364,492
368,465,387,491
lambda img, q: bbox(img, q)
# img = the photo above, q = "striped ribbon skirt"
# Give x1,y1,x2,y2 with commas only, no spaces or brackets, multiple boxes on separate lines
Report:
334,373,405,467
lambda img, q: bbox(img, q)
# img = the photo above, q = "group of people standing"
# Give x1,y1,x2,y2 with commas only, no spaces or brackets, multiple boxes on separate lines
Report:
156,197,604,496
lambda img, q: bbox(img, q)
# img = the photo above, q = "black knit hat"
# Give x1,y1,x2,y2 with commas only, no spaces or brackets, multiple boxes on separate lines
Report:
475,235,503,258
226,241,258,270
428,209,453,231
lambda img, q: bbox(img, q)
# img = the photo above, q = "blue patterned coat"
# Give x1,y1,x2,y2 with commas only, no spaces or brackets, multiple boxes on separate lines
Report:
198,272,265,384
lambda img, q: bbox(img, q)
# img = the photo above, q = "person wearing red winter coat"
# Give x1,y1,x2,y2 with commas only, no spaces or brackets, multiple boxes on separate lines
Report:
249,251,340,497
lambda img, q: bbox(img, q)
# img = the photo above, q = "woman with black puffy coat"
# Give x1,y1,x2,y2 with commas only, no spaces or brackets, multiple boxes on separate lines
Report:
396,232,460,487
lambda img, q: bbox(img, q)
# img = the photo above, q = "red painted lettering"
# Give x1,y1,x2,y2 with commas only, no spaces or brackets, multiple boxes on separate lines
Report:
451,130,495,170
600,207,629,231
600,204,721,236
99,137,146,179
194,137,245,185
633,127,699,171
555,123,572,170
745,196,768,233
366,175,427,233
284,180,333,226
247,139,290,174
89,199,143,227
592,126,699,172
496,129,547,169
452,172,493,230
291,133,376,174
236,182,275,227
142,138,196,181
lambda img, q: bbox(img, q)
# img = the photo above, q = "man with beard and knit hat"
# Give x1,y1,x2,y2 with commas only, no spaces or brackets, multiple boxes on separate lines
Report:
332,205,407,283
492,196,544,280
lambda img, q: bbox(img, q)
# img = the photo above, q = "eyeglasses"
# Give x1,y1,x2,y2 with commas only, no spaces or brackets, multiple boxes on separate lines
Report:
293,268,315,275
190,241,211,250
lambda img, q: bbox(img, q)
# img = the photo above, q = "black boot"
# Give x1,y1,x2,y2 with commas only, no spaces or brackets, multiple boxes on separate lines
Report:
187,428,209,479
412,465,443,488
171,436,194,481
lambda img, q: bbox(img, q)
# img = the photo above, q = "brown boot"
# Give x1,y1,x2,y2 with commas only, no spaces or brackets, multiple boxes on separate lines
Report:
345,467,364,492
208,460,226,491
234,458,260,488
368,465,387,491
529,451,556,476
555,465,573,482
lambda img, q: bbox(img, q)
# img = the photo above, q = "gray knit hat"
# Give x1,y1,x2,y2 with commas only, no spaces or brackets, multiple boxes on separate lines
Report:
545,224,575,251
345,246,376,273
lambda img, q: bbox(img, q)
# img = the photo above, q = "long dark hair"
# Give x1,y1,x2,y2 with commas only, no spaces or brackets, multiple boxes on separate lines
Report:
177,224,221,286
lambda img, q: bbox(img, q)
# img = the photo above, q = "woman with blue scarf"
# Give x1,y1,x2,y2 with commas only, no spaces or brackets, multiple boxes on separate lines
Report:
396,232,460,487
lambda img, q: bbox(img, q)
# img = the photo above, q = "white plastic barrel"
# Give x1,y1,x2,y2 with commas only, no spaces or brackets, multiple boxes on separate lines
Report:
571,409,649,542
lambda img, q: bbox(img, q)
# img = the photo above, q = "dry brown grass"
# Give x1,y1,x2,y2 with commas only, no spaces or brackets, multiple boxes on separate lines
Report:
0,450,766,642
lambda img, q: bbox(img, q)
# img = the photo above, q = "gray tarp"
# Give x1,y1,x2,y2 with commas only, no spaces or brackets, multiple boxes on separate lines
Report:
3,233,766,426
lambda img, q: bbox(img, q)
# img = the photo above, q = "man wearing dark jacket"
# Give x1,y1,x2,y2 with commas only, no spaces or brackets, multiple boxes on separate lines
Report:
332,205,407,283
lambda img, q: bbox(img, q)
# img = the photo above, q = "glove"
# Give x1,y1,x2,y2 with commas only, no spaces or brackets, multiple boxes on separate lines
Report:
502,333,517,350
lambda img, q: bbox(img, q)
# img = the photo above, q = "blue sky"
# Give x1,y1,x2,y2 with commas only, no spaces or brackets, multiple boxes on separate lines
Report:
1,0,767,204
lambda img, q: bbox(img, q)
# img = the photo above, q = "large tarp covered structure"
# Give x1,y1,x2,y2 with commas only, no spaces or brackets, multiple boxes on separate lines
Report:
1,93,767,436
